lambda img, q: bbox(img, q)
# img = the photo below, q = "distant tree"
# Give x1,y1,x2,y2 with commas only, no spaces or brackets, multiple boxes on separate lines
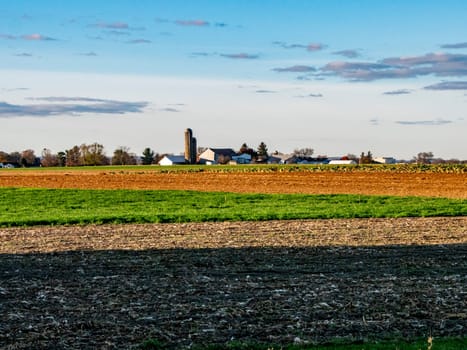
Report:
81,143,108,166
239,143,256,158
0,151,8,163
293,148,314,158
141,147,155,165
112,146,137,165
359,151,373,164
7,152,21,165
257,142,269,160
415,152,434,164
66,146,82,166
57,151,66,167
20,149,36,167
41,148,59,167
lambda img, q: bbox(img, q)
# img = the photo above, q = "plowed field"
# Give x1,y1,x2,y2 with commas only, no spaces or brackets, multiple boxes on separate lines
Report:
1,168,466,348
1,218,466,348
0,169,466,198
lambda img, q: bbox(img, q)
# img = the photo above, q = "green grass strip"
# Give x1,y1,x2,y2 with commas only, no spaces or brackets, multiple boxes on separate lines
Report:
141,337,467,350
1,188,465,227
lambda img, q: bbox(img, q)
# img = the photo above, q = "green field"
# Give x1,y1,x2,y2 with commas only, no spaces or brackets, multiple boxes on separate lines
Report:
1,188,465,227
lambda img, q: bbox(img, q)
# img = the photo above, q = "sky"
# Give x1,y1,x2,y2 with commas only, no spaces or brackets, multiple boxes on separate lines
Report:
1,0,467,160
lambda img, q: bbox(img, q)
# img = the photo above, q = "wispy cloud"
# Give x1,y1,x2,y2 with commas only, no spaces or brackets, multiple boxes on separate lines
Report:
307,43,326,52
22,33,57,41
255,89,277,93
424,81,467,90
92,22,145,30
220,53,259,59
93,21,129,29
14,53,34,57
0,97,148,118
295,93,323,98
370,118,380,126
333,49,360,58
273,41,326,52
191,52,213,57
78,51,98,56
1,88,29,92
383,89,412,95
175,19,209,27
440,42,467,49
273,65,316,73
104,30,131,36
159,107,180,112
126,39,151,44
395,119,453,125
272,41,307,49
322,53,467,81
0,34,16,40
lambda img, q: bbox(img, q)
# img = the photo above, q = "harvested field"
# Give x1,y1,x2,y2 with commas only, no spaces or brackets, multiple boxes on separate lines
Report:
1,217,466,348
0,169,466,198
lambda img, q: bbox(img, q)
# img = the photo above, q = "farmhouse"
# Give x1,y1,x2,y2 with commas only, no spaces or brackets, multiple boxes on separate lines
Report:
158,155,187,166
199,148,237,165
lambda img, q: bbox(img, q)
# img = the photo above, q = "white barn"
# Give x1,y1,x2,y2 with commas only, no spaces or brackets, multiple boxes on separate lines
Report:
158,155,186,166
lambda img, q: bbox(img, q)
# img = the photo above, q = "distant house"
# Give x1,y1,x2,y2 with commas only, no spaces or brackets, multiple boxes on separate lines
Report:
158,155,187,166
268,153,295,164
328,159,357,165
231,153,252,164
374,157,396,164
199,148,237,165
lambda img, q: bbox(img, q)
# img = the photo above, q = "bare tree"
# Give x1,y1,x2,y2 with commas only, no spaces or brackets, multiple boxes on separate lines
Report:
41,149,59,167
81,143,108,166
415,152,434,164
66,146,81,166
112,146,137,165
20,149,36,167
293,148,314,157
359,151,373,164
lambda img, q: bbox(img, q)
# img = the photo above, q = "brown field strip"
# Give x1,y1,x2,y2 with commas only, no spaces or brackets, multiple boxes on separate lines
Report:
0,169,466,198
1,217,466,254
1,218,466,348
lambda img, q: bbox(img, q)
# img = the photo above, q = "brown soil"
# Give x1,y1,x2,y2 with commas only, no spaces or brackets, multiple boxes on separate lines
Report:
1,218,466,348
0,169,466,198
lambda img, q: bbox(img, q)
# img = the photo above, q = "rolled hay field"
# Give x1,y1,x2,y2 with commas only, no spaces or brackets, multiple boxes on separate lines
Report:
0,165,466,349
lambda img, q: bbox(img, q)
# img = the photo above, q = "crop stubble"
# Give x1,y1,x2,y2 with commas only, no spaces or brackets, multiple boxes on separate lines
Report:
1,218,466,348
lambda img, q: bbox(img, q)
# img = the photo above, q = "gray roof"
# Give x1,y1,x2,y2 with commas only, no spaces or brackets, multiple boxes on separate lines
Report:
209,148,237,157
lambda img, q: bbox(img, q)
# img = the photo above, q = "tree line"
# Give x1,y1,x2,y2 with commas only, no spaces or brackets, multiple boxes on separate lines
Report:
0,143,160,167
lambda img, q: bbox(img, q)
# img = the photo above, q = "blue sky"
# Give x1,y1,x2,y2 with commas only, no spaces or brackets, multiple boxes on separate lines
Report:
1,0,466,159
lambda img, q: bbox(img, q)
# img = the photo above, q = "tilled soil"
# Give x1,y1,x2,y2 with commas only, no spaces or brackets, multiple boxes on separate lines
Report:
0,170,466,198
1,217,466,349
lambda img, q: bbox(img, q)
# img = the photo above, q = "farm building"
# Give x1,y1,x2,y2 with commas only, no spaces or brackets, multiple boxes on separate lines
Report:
374,157,397,164
199,148,237,165
158,155,187,166
328,159,357,165
268,153,295,164
231,153,252,164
